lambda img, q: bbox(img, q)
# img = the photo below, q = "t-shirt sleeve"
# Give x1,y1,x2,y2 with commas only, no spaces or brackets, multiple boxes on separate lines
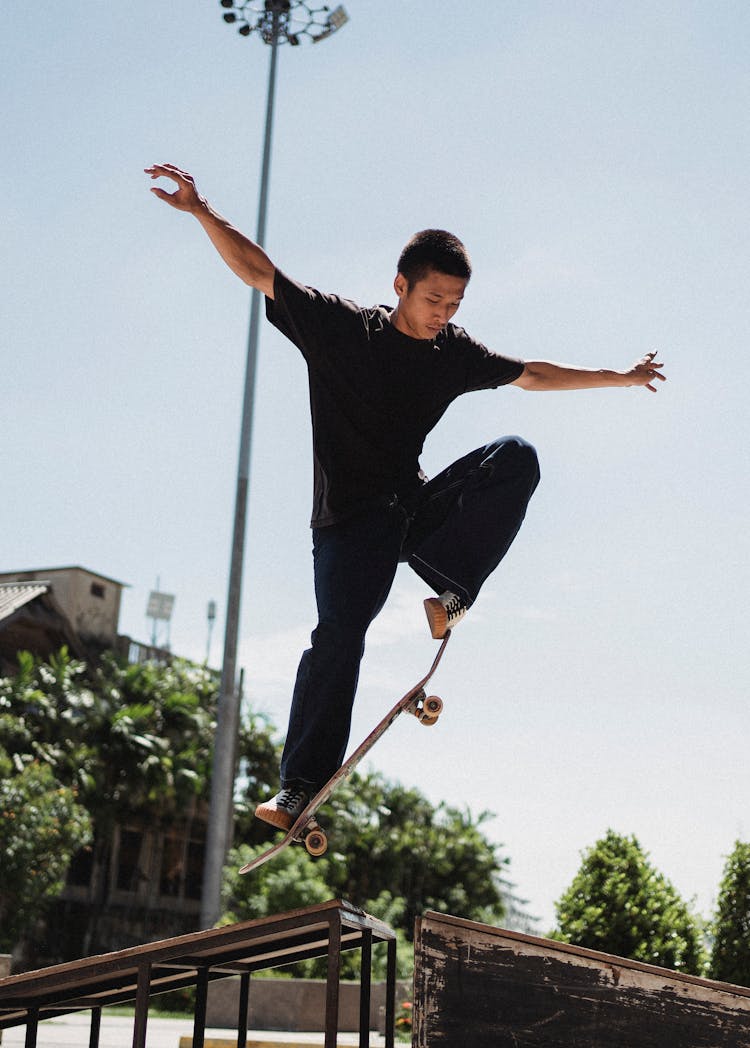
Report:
454,327,525,391
265,269,361,365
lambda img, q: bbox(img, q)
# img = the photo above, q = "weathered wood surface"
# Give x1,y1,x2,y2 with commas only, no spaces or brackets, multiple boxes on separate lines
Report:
414,912,750,1047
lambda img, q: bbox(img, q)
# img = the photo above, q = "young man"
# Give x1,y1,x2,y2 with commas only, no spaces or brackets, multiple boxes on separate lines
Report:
145,163,666,830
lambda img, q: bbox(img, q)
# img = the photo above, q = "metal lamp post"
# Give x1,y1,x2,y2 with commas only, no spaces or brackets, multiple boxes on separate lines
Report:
201,0,349,930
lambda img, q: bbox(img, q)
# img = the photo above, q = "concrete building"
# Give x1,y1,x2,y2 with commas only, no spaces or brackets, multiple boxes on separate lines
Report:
0,566,126,649
0,566,175,671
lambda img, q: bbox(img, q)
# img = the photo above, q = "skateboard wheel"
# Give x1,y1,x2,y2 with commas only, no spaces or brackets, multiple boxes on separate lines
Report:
418,713,439,727
423,695,443,716
305,829,328,857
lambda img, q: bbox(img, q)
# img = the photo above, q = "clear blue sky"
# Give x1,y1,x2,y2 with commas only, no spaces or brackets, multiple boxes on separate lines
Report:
4,1,749,932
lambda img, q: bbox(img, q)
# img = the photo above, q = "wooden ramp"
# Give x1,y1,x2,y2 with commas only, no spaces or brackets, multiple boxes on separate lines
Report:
414,911,750,1047
0,899,396,1048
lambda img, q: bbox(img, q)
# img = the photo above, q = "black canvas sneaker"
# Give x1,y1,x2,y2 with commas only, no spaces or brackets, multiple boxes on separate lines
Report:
254,785,310,830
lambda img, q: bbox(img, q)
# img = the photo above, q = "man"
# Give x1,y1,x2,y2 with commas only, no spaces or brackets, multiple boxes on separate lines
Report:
145,163,666,830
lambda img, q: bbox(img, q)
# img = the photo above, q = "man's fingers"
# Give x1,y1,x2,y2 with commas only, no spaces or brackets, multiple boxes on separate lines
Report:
634,351,667,390
145,163,200,211
145,163,191,185
144,164,172,178
644,369,667,391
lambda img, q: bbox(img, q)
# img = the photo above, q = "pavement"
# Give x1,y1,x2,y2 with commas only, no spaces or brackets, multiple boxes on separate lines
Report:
0,1011,387,1047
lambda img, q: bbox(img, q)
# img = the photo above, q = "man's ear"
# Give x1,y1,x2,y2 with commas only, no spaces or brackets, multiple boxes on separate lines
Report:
393,272,408,300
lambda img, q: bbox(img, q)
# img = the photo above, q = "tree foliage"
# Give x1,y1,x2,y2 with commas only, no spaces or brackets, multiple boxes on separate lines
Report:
318,772,512,936
709,840,750,986
553,829,706,974
0,649,227,953
224,840,413,978
0,648,220,822
225,769,516,976
0,753,92,952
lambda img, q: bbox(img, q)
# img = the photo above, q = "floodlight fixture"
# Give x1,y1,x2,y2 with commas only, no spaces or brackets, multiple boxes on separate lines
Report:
313,5,349,43
218,0,349,46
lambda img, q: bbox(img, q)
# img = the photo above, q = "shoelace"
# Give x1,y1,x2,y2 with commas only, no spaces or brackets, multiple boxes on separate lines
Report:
278,786,307,811
444,595,465,621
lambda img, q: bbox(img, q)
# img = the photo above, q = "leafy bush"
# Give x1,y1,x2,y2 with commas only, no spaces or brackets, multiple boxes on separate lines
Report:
553,829,706,974
0,755,92,952
709,840,750,986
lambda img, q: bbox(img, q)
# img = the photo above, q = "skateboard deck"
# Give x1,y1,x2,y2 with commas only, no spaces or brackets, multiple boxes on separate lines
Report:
239,632,450,875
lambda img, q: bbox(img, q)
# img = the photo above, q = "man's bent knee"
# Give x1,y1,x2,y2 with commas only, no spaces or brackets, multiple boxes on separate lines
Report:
483,435,540,485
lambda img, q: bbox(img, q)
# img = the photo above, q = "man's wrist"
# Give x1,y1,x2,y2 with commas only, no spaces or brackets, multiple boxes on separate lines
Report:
191,195,211,218
607,369,629,388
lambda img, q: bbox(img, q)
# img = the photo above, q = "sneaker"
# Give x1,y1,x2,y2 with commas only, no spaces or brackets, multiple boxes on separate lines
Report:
255,785,310,831
424,591,467,640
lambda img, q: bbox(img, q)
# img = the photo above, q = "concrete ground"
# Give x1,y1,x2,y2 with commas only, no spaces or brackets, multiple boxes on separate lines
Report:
0,1011,387,1047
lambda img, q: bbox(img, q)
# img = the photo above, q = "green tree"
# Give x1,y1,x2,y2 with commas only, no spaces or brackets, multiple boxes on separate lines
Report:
224,844,334,925
233,708,284,846
709,840,750,986
82,654,219,817
318,772,512,937
224,839,414,978
0,752,92,952
553,829,706,973
0,648,224,820
225,769,520,978
0,645,283,845
0,649,224,952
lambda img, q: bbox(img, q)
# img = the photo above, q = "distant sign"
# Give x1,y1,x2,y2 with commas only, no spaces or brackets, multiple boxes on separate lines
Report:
146,591,175,621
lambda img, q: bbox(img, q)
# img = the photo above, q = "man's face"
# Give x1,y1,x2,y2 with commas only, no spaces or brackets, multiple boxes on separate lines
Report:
392,269,468,341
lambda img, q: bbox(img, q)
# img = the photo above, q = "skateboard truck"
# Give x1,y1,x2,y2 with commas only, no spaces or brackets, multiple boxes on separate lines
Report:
406,688,444,726
292,690,445,859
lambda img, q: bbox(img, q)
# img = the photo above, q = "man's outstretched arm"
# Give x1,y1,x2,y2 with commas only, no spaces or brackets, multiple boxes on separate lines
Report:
145,164,276,299
512,351,666,393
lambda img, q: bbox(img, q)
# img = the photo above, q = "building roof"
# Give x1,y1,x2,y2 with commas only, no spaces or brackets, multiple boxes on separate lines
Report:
0,581,86,672
0,566,128,588
0,581,51,624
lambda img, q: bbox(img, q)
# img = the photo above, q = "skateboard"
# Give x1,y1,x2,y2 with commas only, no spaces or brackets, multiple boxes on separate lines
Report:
239,632,450,875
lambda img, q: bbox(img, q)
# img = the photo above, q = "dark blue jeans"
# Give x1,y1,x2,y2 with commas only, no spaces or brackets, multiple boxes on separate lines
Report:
280,436,540,792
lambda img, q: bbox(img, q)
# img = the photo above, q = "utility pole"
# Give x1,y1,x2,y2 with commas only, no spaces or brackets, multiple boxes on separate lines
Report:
201,0,349,930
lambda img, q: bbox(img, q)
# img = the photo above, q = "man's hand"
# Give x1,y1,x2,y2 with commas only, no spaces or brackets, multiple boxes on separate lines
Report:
624,351,667,392
145,163,203,213
144,163,276,297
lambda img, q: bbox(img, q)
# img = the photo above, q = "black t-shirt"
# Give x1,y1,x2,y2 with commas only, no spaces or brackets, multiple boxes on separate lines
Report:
266,269,525,527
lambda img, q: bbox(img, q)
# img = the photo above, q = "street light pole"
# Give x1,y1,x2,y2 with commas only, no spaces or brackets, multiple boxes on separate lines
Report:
201,0,349,930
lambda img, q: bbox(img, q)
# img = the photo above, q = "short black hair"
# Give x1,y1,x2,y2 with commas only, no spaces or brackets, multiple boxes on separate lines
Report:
397,229,472,287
